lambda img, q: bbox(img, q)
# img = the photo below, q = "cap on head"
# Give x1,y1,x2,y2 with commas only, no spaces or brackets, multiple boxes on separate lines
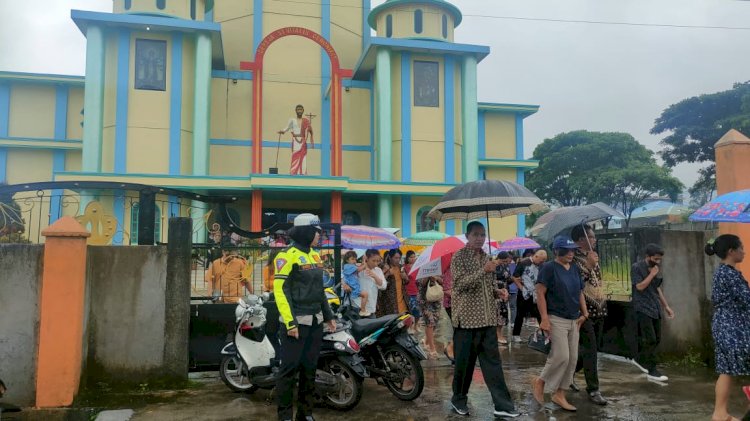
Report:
293,213,321,228
552,235,579,250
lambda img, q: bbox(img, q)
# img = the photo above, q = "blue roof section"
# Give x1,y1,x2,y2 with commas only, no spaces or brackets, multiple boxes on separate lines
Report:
0,71,85,85
478,102,540,117
368,0,462,29
71,9,225,70
353,37,490,79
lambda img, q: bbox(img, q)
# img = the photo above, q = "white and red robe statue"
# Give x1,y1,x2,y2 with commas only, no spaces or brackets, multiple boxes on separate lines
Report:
280,117,313,175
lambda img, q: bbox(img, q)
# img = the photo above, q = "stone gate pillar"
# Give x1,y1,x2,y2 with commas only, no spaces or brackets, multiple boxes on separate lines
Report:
715,129,750,273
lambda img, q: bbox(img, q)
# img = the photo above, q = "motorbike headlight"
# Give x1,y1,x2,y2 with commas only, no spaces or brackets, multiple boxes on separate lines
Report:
334,342,346,351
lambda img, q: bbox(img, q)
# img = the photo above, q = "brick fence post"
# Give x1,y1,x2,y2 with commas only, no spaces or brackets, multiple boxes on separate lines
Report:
715,129,750,274
35,216,90,407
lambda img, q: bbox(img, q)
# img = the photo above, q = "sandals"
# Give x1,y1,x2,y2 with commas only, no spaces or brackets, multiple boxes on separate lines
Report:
443,348,455,363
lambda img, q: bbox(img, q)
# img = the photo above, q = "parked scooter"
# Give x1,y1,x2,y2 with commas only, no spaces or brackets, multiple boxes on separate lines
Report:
219,294,366,410
338,300,427,401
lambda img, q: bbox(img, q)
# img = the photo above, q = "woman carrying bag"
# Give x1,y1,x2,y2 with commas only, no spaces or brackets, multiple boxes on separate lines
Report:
419,275,444,359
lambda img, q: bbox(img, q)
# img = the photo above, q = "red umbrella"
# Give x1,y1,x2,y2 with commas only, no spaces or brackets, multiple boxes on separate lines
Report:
409,234,499,275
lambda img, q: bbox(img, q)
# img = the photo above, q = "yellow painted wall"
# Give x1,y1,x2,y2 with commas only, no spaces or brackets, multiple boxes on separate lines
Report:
484,114,516,159
342,151,370,180
265,198,320,210
67,87,84,140
330,1,364,70
65,151,82,172
214,1,254,70
211,78,253,141
375,5,455,42
128,128,170,173
410,54,444,183
5,149,53,184
127,31,171,174
8,84,55,138
209,144,251,176
391,196,402,230
341,88,370,147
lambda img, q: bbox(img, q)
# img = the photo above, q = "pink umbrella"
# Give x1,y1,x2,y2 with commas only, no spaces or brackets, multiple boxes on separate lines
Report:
409,234,499,275
497,236,540,252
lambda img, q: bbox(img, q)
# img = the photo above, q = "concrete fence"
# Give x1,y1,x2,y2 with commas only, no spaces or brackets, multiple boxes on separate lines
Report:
0,217,192,408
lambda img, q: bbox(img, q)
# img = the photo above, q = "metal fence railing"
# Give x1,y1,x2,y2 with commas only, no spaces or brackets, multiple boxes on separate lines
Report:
596,231,635,301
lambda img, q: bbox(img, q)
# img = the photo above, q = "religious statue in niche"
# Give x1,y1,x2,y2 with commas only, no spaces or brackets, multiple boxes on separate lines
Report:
277,104,315,175
414,60,439,107
135,39,167,91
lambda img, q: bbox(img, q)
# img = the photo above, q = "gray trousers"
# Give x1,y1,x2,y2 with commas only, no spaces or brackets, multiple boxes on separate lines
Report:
540,315,579,393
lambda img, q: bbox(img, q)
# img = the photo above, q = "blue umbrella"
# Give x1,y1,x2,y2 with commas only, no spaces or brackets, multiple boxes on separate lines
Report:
689,189,750,223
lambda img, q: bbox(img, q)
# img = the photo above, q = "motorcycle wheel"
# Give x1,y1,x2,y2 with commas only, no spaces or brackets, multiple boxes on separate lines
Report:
321,359,363,410
383,345,424,401
219,355,258,393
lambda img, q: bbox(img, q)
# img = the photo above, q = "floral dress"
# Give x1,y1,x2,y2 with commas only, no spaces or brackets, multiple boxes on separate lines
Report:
418,278,443,328
712,264,750,375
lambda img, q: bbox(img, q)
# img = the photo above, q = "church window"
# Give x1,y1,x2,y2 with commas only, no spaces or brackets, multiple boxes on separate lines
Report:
124,0,132,10
414,9,423,34
442,14,448,38
157,0,166,10
386,15,393,38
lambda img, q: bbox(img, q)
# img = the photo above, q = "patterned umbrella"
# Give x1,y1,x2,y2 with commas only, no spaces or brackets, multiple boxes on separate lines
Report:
497,236,540,252
403,230,449,246
341,225,401,250
689,189,750,223
409,234,499,275
428,180,547,221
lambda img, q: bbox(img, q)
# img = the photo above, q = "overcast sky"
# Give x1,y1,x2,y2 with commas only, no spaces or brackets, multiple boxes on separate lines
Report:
2,0,749,189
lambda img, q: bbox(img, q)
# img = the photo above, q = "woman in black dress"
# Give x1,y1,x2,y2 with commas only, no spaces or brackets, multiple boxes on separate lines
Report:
706,234,749,421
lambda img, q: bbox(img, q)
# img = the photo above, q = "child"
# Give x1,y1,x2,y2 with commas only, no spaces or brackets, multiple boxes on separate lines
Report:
342,251,370,317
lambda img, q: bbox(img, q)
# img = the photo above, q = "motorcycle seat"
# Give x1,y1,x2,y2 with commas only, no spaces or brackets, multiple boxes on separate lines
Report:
349,314,400,341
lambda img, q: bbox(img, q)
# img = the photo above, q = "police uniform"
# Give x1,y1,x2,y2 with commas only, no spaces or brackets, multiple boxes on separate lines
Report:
273,224,334,421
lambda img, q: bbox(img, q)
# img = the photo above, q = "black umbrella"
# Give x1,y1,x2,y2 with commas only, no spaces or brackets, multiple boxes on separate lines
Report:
529,202,624,243
427,180,547,252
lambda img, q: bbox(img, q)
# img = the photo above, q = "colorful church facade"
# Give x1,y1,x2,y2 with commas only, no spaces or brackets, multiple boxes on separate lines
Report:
0,0,538,243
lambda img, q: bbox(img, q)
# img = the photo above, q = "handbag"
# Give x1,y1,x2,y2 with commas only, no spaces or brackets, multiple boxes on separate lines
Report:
425,280,444,302
527,328,551,354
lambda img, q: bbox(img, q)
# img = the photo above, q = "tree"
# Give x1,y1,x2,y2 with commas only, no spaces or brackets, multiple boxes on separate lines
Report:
651,81,750,193
526,131,684,227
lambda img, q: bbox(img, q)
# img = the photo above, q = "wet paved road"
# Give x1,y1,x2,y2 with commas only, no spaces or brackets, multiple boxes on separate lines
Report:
129,342,749,421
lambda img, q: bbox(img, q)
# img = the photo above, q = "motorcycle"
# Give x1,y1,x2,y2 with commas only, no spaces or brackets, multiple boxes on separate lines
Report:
339,301,427,401
219,294,366,410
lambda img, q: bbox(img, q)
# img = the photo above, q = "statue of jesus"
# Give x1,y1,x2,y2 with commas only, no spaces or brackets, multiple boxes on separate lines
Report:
278,104,314,175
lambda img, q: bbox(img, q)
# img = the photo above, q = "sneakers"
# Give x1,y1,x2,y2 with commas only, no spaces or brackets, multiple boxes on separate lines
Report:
588,391,608,405
511,335,523,343
358,310,372,317
647,368,668,382
493,409,520,418
631,358,648,374
451,401,469,416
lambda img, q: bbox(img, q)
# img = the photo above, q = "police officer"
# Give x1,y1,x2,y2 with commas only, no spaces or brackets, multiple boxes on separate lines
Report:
273,213,336,421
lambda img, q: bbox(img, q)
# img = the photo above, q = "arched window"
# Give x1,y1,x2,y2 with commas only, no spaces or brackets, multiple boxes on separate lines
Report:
124,0,132,10
190,0,196,20
416,206,439,233
442,14,448,38
343,211,361,226
156,0,166,10
130,203,162,244
414,9,423,34
386,15,393,38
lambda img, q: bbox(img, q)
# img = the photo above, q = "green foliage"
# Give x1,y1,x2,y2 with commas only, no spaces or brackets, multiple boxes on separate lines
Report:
651,81,750,194
526,131,684,227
